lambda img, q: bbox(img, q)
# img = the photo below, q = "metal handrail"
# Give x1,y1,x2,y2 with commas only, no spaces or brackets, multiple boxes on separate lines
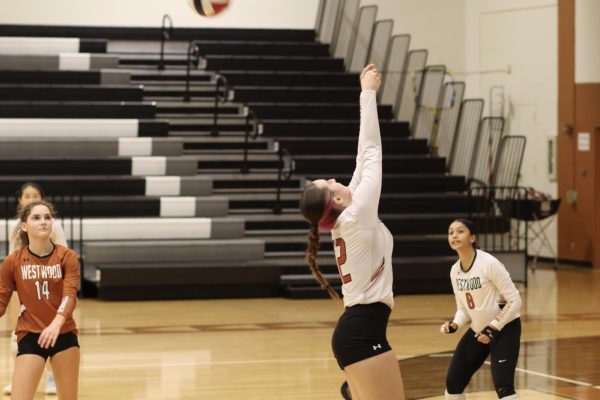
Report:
158,14,173,71
211,73,232,136
273,145,295,215
241,109,262,174
183,41,201,102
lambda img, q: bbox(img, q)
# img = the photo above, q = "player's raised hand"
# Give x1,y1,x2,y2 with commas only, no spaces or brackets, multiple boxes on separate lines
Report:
360,64,382,92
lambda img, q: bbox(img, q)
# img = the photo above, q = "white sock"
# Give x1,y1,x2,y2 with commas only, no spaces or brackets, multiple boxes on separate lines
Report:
445,390,466,400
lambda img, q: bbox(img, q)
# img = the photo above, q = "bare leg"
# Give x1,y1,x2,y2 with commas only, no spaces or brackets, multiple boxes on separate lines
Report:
346,376,362,400
49,347,80,400
344,350,405,400
3,293,21,394
11,354,45,400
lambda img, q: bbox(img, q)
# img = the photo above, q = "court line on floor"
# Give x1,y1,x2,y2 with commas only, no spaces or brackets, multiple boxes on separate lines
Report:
484,360,597,388
77,355,417,371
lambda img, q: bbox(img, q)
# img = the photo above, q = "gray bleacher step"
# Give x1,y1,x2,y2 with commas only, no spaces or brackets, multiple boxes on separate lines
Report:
213,171,305,189
59,216,244,240
128,69,213,80
84,238,265,263
168,116,248,124
246,229,305,236
186,148,274,156
153,100,243,109
136,80,216,87
0,137,184,158
118,53,189,61
94,260,282,285
192,153,279,161
121,65,188,71
228,208,299,215
172,131,250,138
155,105,242,115
142,83,217,90
181,136,272,152
218,191,300,200
281,273,340,285
157,113,241,119
90,260,282,300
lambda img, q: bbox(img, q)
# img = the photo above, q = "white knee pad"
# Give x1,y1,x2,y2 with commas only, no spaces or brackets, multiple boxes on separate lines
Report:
499,395,519,400
445,390,466,400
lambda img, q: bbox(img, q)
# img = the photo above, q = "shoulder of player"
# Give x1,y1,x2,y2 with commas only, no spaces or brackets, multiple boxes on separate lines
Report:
474,250,504,270
449,259,461,274
54,244,77,258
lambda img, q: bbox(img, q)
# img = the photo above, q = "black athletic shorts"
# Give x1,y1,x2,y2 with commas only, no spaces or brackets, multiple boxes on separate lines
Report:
332,302,392,369
17,332,79,360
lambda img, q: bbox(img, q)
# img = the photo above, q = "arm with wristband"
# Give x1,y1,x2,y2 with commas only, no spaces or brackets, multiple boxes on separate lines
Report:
474,259,522,344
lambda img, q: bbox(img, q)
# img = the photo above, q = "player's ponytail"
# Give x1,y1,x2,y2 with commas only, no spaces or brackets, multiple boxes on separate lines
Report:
300,183,340,299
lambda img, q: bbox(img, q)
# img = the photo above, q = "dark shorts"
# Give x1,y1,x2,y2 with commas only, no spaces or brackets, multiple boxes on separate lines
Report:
331,302,392,369
17,332,79,360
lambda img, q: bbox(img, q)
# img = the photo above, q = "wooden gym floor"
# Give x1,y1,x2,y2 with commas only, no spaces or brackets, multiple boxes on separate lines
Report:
0,262,598,399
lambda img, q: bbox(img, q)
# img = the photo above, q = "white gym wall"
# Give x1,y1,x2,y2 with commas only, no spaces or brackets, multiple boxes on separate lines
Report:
0,0,320,29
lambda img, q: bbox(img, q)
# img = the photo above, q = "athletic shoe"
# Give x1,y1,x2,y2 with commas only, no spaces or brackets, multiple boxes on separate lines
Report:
44,373,57,395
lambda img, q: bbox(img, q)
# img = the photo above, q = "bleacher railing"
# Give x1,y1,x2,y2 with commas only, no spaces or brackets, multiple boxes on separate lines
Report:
241,109,262,174
449,99,484,175
273,143,295,215
434,81,465,161
158,14,173,71
468,185,528,255
411,65,446,144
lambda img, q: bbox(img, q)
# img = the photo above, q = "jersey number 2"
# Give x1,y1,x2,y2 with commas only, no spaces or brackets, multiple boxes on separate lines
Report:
334,238,352,284
35,281,50,300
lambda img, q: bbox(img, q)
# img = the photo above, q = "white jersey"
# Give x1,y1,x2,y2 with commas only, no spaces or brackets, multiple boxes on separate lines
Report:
331,90,394,309
450,249,522,333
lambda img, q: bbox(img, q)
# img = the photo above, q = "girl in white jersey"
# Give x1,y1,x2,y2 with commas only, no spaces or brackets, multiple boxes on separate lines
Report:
441,219,522,400
300,64,405,400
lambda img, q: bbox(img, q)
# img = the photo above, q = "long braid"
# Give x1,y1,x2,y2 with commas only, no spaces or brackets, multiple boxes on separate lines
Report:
306,224,340,299
300,183,341,300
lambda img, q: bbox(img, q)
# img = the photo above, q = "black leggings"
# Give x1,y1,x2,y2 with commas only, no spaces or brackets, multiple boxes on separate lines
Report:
446,318,521,399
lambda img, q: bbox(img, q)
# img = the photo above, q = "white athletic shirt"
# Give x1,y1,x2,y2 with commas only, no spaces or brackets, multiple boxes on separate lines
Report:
450,249,522,333
330,90,394,309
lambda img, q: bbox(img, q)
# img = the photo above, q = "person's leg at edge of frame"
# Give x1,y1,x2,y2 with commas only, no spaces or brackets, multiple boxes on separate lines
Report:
45,364,57,394
445,329,490,399
11,354,46,400
49,346,80,400
490,320,521,400
3,292,21,394
344,350,405,400
345,376,361,400
445,390,466,400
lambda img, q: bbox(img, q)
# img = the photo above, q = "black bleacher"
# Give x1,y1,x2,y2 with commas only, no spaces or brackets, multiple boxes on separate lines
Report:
0,70,106,84
0,23,487,299
0,84,144,101
0,101,156,118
